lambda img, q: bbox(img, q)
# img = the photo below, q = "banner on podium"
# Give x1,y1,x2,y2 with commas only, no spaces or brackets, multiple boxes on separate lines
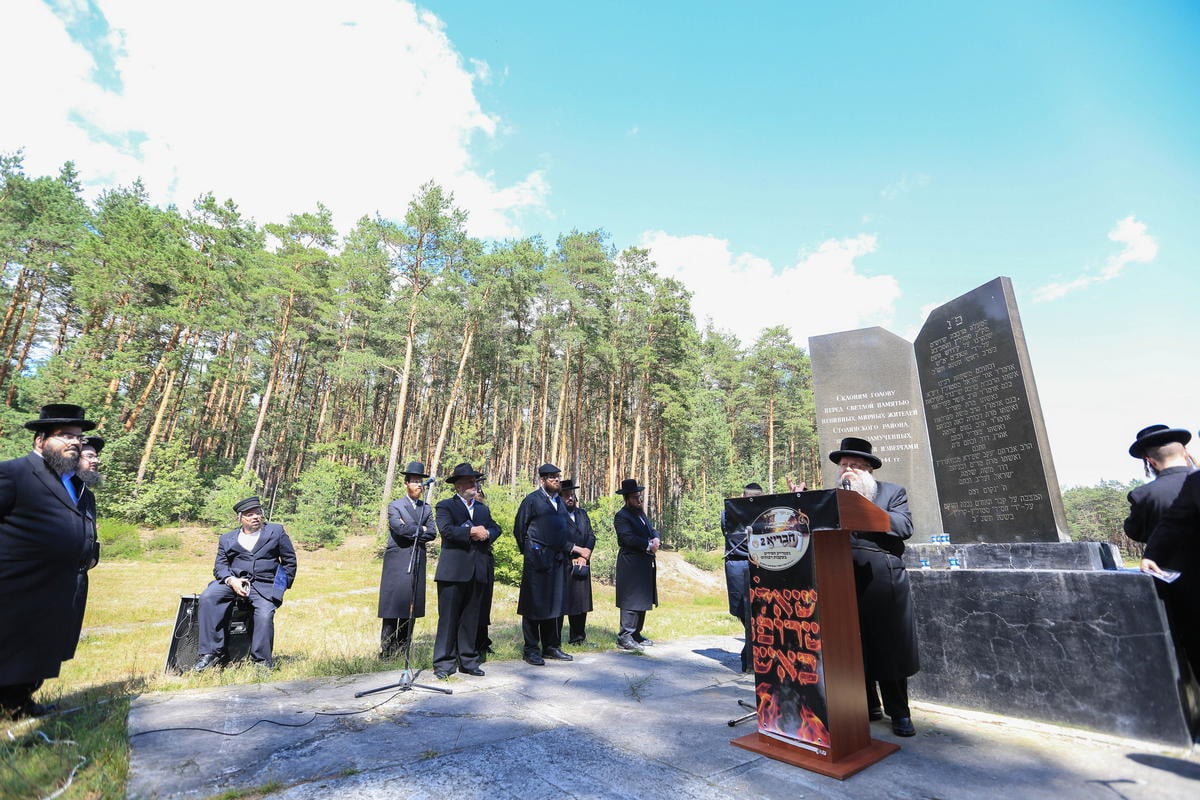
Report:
726,493,829,754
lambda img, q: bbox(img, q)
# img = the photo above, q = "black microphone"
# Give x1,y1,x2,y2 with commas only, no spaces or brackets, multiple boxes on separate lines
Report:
841,478,852,491
422,477,437,486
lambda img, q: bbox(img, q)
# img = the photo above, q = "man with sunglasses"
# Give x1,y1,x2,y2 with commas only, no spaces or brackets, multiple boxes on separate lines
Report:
0,404,97,719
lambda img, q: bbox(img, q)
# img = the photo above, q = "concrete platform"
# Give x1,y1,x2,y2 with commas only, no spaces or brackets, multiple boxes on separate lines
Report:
126,635,1200,799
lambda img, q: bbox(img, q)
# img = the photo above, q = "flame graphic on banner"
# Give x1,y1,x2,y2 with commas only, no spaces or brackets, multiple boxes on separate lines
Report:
755,683,831,747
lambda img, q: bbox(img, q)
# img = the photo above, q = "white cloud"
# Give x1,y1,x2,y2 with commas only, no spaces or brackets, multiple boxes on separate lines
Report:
641,231,901,347
1034,215,1158,302
880,172,930,200
0,1,545,238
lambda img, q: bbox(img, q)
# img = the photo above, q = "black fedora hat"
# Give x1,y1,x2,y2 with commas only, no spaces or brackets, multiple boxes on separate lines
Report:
615,478,644,496
560,478,577,492
1129,425,1191,458
24,403,97,432
445,462,484,484
829,437,882,470
233,496,263,514
537,462,561,476
402,460,430,478
82,435,106,454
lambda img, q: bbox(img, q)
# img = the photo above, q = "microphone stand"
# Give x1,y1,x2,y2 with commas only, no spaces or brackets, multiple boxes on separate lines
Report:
357,477,451,698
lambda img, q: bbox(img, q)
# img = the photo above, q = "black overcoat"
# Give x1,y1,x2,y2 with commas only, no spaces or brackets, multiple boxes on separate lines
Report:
208,523,298,605
614,505,658,611
851,480,919,681
514,490,574,619
433,496,500,584
378,497,435,618
64,490,99,661
564,506,596,616
1145,471,1200,673
1124,466,1194,543
0,452,92,685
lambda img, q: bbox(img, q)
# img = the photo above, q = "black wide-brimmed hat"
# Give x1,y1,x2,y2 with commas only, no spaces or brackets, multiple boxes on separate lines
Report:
24,403,97,432
402,460,429,478
829,437,882,469
615,478,644,496
537,462,561,476
82,435,106,454
445,462,484,484
1129,425,1192,458
560,478,578,492
233,496,263,514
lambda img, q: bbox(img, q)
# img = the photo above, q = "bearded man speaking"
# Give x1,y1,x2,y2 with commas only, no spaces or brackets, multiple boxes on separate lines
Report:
831,436,920,737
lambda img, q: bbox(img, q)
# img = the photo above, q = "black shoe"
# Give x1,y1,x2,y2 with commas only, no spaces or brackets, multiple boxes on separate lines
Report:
459,666,485,676
868,708,884,721
434,668,451,680
523,652,546,666
543,648,573,661
616,637,644,652
633,636,654,646
892,717,916,736
193,653,221,672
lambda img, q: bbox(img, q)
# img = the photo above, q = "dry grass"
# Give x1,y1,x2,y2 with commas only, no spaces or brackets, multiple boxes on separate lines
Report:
3,527,736,799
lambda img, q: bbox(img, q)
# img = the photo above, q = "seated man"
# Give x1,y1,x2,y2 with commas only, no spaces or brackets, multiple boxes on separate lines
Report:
194,497,297,671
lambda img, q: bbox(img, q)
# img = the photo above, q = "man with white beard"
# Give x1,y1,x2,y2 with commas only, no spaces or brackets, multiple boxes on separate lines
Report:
830,436,919,737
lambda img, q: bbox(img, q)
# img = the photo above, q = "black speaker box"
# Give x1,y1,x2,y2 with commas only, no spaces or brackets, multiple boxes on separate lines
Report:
164,593,255,673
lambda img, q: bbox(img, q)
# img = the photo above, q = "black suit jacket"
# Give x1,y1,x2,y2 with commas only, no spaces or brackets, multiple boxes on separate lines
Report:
210,523,298,605
434,495,501,584
0,452,93,683
1125,466,1193,543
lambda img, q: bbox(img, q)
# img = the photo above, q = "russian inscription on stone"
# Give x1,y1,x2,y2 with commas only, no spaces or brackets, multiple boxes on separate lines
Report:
809,327,942,540
914,277,1068,542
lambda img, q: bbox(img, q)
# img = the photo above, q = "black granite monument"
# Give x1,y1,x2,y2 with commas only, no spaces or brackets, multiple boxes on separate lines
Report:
914,277,1069,542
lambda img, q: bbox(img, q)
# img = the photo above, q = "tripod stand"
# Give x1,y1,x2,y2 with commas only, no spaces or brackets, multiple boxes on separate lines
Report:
357,478,451,698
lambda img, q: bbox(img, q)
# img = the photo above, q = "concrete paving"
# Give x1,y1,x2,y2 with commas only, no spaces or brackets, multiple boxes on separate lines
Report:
126,635,1200,800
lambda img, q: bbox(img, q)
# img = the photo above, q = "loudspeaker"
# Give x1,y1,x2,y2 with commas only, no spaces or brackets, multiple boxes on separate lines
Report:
164,592,255,673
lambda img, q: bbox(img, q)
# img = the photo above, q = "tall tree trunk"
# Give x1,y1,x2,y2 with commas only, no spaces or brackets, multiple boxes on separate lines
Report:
135,367,178,486
377,301,419,534
244,289,295,474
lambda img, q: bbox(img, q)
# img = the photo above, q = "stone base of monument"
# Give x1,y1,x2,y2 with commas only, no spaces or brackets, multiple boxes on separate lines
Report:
903,543,1198,747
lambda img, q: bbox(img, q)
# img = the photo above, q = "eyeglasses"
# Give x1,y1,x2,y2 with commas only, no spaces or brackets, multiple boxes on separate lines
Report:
51,433,86,443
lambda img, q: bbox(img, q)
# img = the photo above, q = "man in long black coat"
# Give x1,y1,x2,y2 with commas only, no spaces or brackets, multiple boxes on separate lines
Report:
613,478,659,651
64,435,105,663
378,461,435,659
561,479,596,645
831,436,919,737
1123,425,1194,543
1143,463,1200,685
514,463,590,665
0,404,97,718
433,463,501,679
193,497,298,670
722,482,763,673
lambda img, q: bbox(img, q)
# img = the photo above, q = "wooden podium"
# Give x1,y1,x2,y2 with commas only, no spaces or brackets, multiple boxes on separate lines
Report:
728,489,901,779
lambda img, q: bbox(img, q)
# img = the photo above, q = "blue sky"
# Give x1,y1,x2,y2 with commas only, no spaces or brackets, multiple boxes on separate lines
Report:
3,1,1198,487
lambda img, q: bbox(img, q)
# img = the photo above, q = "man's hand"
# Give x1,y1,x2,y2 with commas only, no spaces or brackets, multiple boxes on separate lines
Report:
1140,558,1165,577
573,545,592,560
647,537,661,554
226,576,250,597
786,476,807,492
572,556,588,567
469,525,490,542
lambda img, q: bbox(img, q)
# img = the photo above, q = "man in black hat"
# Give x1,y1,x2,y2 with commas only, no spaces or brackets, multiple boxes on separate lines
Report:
0,404,97,718
561,479,596,645
432,463,501,678
64,435,105,664
722,482,763,673
193,497,298,671
514,463,591,665
613,478,660,651
378,461,436,659
830,436,919,737
1123,425,1195,544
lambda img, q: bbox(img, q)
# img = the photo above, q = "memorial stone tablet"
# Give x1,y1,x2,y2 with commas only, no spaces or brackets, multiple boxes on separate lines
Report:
810,327,942,540
913,277,1068,542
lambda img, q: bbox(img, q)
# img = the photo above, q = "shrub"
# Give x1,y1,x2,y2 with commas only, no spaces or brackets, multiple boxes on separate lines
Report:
284,460,367,548
681,549,723,572
145,530,183,551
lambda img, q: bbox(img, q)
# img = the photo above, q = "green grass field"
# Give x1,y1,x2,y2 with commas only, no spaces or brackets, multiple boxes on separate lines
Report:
1,528,736,799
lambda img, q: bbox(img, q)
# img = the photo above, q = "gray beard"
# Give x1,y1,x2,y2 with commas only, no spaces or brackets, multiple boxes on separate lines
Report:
79,469,102,488
44,449,80,476
845,471,879,502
